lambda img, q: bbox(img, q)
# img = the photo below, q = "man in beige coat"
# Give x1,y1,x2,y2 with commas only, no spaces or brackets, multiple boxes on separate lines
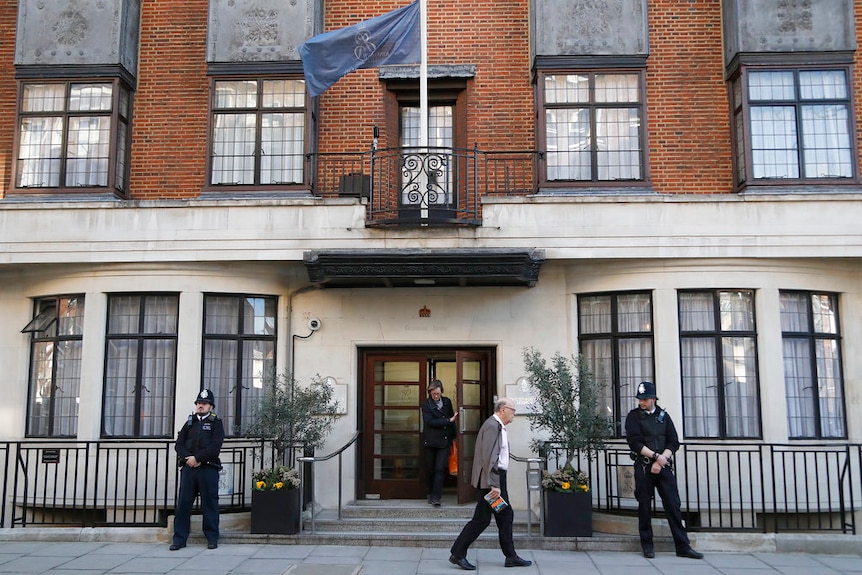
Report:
448,398,531,570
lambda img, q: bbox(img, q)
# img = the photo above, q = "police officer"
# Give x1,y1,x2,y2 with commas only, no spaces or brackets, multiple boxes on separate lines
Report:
624,381,703,560
171,388,225,551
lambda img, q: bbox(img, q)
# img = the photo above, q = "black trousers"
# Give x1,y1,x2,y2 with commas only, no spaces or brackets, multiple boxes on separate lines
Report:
450,469,516,559
633,462,691,552
173,465,220,546
424,445,449,503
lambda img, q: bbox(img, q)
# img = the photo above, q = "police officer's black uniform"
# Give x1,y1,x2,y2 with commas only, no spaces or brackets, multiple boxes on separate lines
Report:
171,389,224,550
624,381,702,559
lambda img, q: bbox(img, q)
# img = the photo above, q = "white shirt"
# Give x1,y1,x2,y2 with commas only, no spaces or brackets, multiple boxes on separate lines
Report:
493,413,509,471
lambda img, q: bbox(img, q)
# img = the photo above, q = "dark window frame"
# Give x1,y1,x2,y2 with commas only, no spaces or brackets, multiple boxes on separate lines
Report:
201,293,278,437
780,290,847,440
577,291,655,437
729,64,859,191
536,66,648,187
102,293,179,438
11,77,132,198
24,295,85,438
204,75,310,192
678,289,762,440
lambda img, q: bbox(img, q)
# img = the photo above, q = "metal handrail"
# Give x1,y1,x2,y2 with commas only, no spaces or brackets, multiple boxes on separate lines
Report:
511,453,545,536
297,431,360,534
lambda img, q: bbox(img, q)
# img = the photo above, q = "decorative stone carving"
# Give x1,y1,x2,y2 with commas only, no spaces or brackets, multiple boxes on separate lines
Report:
532,0,649,57
15,0,141,74
207,0,318,63
723,0,856,64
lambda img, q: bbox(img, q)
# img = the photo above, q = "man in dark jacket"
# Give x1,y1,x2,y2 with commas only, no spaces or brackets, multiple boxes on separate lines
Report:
625,381,703,560
171,388,225,551
421,379,457,506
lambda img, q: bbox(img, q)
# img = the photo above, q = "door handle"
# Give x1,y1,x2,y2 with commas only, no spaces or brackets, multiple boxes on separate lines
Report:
460,407,466,433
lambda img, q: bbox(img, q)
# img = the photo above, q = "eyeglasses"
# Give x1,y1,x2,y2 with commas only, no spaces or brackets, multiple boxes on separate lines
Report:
503,406,517,413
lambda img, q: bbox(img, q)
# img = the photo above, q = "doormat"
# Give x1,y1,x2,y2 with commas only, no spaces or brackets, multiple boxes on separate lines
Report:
282,566,362,575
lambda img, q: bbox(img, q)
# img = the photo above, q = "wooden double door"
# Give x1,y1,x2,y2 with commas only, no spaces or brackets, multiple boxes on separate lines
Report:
359,348,494,504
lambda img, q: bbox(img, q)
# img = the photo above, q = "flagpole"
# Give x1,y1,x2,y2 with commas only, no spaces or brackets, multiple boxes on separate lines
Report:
419,0,429,221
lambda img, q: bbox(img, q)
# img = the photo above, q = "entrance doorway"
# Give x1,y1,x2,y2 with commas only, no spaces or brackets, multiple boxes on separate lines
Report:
359,347,495,504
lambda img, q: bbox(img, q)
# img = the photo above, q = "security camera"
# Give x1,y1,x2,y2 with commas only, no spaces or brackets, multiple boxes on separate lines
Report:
308,318,322,331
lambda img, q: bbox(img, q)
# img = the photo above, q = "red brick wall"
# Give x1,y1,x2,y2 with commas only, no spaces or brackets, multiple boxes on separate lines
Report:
2,1,862,199
129,0,209,199
0,0,18,199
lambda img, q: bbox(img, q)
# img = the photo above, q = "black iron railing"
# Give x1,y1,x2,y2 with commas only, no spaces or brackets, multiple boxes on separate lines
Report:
3,438,304,528
307,147,541,226
1,438,858,533
542,440,860,534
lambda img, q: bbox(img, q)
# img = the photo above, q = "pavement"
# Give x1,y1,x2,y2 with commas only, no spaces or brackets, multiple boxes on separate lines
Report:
0,540,861,575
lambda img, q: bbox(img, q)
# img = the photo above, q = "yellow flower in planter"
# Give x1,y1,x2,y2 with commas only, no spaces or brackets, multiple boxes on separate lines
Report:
252,465,300,491
561,482,571,490
256,481,266,490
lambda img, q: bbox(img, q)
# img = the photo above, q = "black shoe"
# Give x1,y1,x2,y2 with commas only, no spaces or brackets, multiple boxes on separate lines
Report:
643,549,655,558
169,543,185,551
676,548,704,559
432,500,441,507
504,556,532,567
449,555,476,570
207,542,218,549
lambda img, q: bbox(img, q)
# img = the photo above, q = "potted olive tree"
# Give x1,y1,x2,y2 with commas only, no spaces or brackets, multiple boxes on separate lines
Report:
522,347,612,537
243,371,341,534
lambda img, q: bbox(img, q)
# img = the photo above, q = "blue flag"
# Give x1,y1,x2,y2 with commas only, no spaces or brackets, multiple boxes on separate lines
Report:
299,1,420,97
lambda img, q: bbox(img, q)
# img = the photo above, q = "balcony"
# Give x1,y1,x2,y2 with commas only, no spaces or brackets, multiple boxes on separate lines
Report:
307,146,541,226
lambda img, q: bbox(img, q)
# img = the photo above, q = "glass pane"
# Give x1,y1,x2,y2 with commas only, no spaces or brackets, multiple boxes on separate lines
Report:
374,385,419,406
375,361,420,382
596,107,641,180
595,73,639,103
783,338,815,438
261,112,305,184
544,74,588,104
462,360,480,381
16,116,63,187
22,83,66,112
262,79,306,108
241,297,277,336
69,83,112,112
203,339,239,433
579,295,611,334
462,407,482,430
681,337,719,437
721,336,759,437
801,104,852,178
215,80,258,109
811,293,838,334
748,71,795,101
750,106,799,179
374,434,420,456
103,339,139,436
108,296,141,334
617,293,651,332
65,115,111,186
799,70,847,100
205,296,239,334
545,107,590,181
679,292,715,331
815,339,844,438
462,382,480,404
140,339,176,436
211,112,256,185
374,409,419,431
718,290,754,331
374,457,419,480
780,292,808,332
142,295,179,334
57,297,85,336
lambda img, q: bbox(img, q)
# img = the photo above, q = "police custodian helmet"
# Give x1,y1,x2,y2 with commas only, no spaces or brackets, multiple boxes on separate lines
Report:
635,381,657,400
195,388,215,405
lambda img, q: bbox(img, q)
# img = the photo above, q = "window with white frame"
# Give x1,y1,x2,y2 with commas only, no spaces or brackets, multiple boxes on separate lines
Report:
23,296,84,437
209,78,306,188
678,290,761,438
780,291,846,439
103,294,178,437
201,294,277,436
14,80,131,194
731,67,854,186
539,70,645,184
578,292,654,436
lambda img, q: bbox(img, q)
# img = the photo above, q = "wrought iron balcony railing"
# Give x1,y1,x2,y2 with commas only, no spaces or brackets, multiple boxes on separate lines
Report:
307,146,542,226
